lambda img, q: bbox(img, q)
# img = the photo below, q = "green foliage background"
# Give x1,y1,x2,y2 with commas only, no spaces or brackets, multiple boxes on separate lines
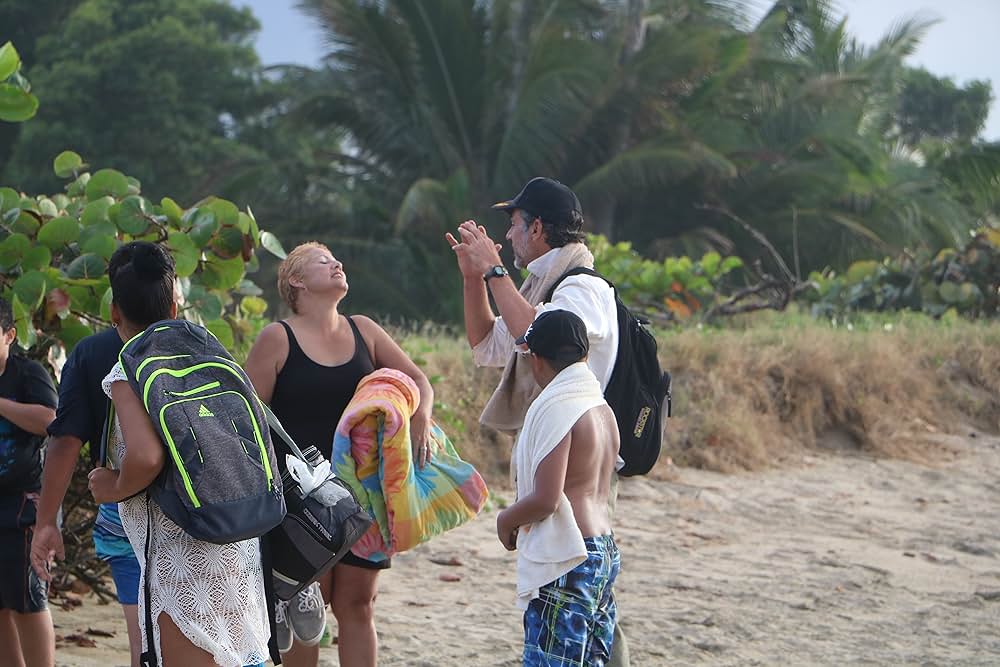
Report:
2,0,999,329
0,148,286,361
1,0,261,202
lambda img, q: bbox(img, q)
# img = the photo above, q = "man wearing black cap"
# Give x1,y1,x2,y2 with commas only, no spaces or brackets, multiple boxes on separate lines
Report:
446,177,630,665
495,309,621,666
445,177,619,433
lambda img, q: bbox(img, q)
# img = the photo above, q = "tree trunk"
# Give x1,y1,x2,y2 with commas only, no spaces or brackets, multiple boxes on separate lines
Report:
587,0,647,241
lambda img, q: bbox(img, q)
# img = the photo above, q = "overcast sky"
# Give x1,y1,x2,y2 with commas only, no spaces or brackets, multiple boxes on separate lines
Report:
237,0,1000,140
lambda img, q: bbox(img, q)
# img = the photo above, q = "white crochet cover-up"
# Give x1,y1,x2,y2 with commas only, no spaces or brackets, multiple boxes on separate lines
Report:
103,363,270,666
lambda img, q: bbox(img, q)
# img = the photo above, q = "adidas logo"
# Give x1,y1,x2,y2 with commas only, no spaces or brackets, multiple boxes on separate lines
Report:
197,404,215,418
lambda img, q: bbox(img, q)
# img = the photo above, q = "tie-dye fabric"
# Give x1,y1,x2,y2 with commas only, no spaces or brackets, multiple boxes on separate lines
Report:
331,368,489,561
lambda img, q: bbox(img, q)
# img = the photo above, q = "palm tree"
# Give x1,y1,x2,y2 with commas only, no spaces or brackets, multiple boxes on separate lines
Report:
290,0,633,319
575,0,996,274
285,0,998,320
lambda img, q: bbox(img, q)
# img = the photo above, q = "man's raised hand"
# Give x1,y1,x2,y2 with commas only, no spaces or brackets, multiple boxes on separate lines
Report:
446,220,502,280
455,222,503,275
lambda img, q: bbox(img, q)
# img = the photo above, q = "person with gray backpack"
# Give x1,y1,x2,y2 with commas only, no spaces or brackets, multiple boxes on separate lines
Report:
87,242,277,667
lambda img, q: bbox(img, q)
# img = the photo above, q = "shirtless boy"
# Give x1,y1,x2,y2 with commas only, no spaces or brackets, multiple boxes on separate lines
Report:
496,309,621,666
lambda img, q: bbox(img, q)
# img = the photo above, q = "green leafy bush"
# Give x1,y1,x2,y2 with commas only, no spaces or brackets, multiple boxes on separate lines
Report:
0,42,38,122
588,233,743,322
0,151,286,363
803,227,1000,319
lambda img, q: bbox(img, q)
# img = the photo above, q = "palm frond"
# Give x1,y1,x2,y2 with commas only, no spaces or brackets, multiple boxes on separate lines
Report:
394,1,488,164
490,25,611,193
936,142,1000,210
295,0,459,177
395,177,451,235
394,169,471,235
574,142,738,201
865,15,937,67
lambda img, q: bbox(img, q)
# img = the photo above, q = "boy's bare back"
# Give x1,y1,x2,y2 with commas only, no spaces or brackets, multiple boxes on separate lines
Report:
564,402,620,538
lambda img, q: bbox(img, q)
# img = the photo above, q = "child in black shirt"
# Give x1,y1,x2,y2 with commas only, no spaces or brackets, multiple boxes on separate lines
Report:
0,297,58,666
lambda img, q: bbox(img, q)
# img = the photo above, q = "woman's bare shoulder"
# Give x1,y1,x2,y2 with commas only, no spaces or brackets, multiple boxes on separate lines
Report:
349,313,380,330
350,314,390,340
250,321,289,358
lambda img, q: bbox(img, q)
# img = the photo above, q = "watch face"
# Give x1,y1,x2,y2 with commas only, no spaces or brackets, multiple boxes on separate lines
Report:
484,265,507,282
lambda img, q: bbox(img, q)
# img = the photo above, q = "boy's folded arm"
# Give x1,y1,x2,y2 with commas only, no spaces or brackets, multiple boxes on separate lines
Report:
505,433,572,527
0,397,56,435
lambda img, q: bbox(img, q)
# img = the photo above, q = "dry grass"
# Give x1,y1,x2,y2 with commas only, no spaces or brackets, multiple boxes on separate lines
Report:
393,314,1000,486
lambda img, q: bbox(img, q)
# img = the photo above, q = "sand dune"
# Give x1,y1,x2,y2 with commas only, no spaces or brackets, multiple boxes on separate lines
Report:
52,430,1000,666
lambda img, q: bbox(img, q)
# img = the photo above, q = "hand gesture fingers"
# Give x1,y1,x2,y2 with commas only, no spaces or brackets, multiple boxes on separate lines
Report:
410,412,434,469
418,440,431,468
450,220,503,276
457,225,479,244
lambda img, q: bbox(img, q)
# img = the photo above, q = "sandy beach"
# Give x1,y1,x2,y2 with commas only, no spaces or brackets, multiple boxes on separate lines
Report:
51,428,1000,666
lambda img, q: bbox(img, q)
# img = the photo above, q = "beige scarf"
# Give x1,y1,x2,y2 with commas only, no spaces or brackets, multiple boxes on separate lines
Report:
479,242,595,433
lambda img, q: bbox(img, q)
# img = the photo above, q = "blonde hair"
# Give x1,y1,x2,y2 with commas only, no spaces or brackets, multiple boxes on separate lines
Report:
277,241,331,314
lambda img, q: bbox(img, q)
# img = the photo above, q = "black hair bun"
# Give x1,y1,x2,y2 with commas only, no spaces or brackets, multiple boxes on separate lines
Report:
130,242,175,282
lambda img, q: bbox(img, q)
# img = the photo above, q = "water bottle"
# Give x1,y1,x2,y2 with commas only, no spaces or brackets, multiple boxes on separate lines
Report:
280,444,322,493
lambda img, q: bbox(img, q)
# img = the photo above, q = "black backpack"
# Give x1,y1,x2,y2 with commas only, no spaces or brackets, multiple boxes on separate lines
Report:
546,268,672,476
0,432,44,493
117,319,285,543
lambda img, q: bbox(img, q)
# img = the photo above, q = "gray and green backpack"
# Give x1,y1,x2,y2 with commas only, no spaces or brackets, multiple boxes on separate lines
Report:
118,319,285,544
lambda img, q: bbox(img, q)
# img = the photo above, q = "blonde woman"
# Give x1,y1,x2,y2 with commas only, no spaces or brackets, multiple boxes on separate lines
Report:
245,242,434,667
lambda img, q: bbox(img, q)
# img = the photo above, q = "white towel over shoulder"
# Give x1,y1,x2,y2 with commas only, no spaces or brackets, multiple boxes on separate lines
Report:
513,362,607,609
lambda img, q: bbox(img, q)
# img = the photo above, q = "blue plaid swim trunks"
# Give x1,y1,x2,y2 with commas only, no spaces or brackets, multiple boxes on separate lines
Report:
523,534,620,667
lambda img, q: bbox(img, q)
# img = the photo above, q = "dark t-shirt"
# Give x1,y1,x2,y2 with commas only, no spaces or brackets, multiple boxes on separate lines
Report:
0,354,58,493
47,327,123,464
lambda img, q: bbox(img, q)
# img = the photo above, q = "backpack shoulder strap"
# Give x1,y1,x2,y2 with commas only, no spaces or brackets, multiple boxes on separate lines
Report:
544,266,614,303
261,400,307,461
140,498,157,667
97,399,115,468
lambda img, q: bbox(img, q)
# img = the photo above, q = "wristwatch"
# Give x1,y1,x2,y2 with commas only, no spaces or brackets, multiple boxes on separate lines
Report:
483,265,509,283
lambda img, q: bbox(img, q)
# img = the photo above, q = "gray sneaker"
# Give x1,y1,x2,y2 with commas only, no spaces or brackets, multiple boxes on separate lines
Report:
274,598,293,654
288,582,326,646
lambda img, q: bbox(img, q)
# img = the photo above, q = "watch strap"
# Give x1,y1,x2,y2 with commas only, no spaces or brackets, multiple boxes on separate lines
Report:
483,265,508,283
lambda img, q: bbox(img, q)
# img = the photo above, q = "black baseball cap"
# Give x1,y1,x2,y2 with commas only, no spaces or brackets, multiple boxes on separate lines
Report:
491,177,582,221
515,309,589,363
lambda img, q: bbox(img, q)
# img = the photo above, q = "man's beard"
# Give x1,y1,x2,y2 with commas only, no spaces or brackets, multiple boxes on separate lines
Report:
512,248,526,270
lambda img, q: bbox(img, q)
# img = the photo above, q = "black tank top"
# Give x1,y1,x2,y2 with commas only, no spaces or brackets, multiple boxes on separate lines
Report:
269,316,375,467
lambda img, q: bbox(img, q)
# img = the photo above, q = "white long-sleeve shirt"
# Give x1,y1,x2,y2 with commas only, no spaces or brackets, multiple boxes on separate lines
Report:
472,247,619,390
